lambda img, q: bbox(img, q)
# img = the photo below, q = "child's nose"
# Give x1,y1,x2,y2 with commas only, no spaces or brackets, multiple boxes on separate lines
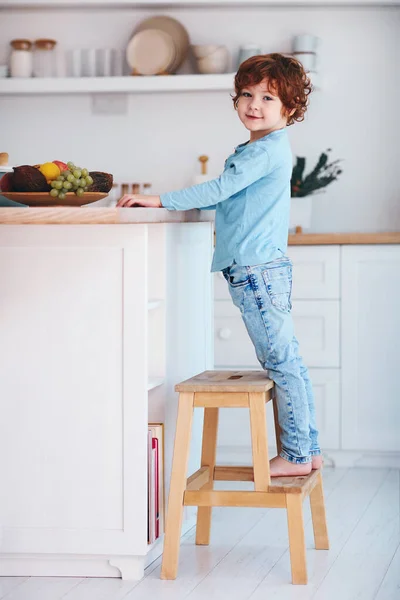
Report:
249,97,261,110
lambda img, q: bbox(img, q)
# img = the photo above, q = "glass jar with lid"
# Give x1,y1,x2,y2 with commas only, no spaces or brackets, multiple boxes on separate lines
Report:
10,39,33,78
33,38,57,77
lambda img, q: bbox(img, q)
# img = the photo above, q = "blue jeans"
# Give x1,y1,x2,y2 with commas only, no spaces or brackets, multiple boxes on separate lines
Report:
222,257,321,464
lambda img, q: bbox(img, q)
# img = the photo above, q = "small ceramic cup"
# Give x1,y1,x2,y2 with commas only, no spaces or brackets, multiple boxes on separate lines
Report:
237,45,261,69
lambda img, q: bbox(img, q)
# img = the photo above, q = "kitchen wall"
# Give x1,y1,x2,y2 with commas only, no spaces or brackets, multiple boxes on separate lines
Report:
1,5,399,232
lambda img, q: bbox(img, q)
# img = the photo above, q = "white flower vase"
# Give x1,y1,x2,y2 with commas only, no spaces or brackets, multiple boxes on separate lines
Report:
289,195,313,232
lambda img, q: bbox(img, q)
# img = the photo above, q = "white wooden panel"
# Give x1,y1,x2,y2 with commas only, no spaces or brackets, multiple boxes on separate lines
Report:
289,245,340,299
341,245,400,452
164,223,214,522
216,368,340,455
215,299,340,368
311,368,341,450
215,300,259,368
0,225,148,556
214,271,231,301
292,300,340,367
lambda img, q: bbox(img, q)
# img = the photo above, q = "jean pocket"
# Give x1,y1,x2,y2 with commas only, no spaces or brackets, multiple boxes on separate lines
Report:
262,264,292,312
222,264,250,288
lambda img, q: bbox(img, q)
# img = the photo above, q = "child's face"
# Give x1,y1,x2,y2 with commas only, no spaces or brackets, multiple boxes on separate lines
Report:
236,79,289,140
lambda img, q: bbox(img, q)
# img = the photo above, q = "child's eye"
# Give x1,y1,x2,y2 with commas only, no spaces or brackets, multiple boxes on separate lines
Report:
242,92,251,97
263,96,273,101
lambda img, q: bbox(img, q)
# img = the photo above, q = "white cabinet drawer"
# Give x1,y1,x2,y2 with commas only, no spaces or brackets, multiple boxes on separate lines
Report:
289,246,340,299
215,299,340,368
292,300,340,367
214,246,340,301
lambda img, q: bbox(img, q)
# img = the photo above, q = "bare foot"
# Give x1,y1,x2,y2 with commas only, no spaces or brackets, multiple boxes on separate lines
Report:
269,455,312,477
312,455,323,470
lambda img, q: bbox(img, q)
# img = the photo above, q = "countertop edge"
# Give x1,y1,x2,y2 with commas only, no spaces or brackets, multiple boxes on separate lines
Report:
0,209,399,245
0,207,214,225
288,233,400,245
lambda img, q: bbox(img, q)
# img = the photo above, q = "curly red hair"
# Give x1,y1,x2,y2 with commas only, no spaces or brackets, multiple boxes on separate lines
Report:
232,53,312,126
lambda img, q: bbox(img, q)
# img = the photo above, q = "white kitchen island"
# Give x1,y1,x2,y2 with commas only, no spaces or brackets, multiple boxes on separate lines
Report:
0,207,214,580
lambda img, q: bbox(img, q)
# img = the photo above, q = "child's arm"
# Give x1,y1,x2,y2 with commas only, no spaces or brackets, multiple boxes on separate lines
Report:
161,146,269,211
116,145,269,210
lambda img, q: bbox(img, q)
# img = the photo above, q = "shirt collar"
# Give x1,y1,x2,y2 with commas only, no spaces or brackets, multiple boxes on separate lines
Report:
234,128,287,153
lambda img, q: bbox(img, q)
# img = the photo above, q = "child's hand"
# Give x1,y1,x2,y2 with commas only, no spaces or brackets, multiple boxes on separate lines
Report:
116,194,162,208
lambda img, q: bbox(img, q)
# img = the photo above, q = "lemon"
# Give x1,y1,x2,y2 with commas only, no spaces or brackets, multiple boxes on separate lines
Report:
39,162,61,182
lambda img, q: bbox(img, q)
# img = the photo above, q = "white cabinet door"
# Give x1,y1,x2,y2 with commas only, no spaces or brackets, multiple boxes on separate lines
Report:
216,368,340,456
341,245,400,452
310,368,340,450
292,300,340,368
289,246,340,299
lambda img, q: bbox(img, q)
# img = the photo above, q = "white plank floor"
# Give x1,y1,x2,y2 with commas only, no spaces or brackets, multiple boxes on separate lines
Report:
0,468,399,600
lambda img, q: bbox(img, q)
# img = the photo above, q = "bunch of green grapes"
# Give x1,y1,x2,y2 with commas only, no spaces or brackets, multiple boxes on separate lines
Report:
49,162,94,200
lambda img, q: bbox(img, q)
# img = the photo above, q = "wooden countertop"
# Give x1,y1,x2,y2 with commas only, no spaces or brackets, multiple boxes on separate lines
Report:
0,207,214,225
0,208,398,245
288,232,400,245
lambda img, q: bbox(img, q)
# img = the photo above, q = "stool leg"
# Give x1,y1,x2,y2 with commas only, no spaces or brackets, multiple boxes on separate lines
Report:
196,407,219,545
249,392,270,490
272,394,282,456
161,392,194,580
309,471,329,550
286,494,307,584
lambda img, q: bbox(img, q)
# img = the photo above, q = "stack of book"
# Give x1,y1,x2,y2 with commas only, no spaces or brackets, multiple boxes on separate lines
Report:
148,423,164,544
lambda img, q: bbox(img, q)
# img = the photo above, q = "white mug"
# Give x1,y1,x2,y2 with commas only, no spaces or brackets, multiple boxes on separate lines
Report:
67,49,81,77
237,45,261,69
293,52,316,72
292,34,318,53
97,48,112,77
81,48,97,77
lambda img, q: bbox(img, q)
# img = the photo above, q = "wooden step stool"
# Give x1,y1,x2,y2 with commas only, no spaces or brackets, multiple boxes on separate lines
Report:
161,370,329,585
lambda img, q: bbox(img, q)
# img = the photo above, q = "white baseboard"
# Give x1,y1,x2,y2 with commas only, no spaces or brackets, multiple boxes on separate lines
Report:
0,512,198,581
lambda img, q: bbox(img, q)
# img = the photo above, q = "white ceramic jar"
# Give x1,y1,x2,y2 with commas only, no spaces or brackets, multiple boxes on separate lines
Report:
10,39,33,77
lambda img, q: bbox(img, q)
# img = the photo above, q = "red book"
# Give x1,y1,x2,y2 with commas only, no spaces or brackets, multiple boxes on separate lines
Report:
153,437,160,539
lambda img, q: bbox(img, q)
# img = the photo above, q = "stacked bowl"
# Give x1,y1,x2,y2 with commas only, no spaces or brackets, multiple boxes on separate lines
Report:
126,16,189,75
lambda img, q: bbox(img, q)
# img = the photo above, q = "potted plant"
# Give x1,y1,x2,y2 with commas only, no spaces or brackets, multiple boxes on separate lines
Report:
290,149,343,232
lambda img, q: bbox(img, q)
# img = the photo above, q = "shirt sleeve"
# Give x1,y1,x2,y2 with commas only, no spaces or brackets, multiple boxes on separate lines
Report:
160,145,270,211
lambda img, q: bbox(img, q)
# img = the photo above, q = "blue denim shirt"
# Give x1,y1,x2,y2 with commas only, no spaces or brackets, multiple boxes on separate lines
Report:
160,128,292,272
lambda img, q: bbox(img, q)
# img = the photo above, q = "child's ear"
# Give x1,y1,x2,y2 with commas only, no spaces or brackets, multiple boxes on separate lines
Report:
288,108,296,117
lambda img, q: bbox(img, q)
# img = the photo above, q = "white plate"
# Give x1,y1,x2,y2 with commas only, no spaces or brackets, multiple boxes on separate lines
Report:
126,29,175,75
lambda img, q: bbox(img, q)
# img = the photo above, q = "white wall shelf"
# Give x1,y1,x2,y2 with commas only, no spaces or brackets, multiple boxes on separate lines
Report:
1,0,398,8
0,74,235,96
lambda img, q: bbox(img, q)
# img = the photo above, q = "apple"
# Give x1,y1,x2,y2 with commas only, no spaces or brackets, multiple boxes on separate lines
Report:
0,172,14,192
52,160,68,171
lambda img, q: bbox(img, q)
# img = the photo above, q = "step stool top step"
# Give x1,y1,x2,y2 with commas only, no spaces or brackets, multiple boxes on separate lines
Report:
175,370,274,392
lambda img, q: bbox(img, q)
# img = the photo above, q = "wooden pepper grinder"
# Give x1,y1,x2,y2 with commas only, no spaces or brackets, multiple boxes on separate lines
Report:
193,155,211,185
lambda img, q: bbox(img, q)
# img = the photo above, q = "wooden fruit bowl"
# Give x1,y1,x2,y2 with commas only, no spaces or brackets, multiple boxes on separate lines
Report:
1,192,108,207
